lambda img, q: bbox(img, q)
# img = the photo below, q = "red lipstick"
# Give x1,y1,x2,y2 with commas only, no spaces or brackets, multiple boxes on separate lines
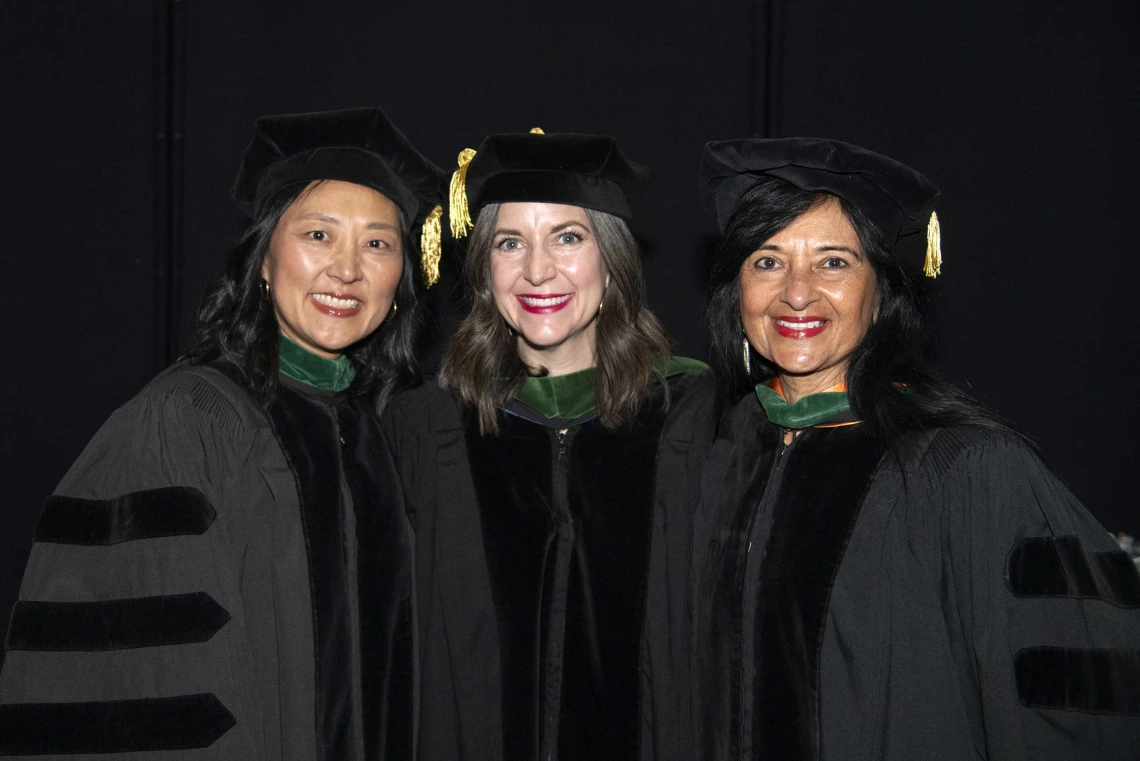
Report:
516,293,573,315
310,292,363,318
774,316,827,339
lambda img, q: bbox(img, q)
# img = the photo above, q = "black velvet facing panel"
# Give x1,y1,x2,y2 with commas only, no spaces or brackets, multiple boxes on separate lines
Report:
269,383,354,759
34,486,216,546
0,693,236,754
1007,536,1140,608
750,426,887,761
336,401,415,760
5,592,230,651
558,406,667,761
1015,647,1140,714
696,429,779,760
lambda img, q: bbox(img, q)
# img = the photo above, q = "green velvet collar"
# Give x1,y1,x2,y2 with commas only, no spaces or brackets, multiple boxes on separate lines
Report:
515,356,710,420
517,367,597,421
754,381,852,429
277,334,355,392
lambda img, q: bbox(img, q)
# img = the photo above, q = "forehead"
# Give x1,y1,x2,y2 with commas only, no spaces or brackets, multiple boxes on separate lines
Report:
495,202,591,230
284,179,400,221
763,198,861,249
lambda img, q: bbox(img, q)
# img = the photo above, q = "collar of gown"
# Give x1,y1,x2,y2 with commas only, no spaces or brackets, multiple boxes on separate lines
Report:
754,377,855,429
516,366,597,421
277,334,356,392
514,355,710,421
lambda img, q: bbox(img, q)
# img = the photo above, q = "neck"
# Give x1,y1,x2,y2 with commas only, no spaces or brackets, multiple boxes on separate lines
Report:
516,329,597,377
777,366,848,403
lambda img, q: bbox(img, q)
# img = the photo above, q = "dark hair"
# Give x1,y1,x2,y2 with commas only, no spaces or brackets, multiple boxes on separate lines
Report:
186,181,422,414
707,176,1016,445
441,202,672,434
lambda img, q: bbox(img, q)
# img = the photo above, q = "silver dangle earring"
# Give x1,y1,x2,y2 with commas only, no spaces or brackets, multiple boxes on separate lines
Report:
742,337,751,375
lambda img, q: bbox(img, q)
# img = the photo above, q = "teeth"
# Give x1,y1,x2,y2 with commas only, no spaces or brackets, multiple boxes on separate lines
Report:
313,294,360,309
776,319,824,329
519,295,572,307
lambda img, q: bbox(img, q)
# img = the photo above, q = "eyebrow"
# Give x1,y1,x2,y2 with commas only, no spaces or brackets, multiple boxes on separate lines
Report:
297,213,341,225
493,221,589,237
819,245,862,257
296,213,398,231
757,244,863,257
550,221,589,234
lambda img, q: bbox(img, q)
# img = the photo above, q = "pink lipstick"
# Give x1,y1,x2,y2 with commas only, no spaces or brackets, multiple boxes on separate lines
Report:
774,316,827,339
517,293,573,315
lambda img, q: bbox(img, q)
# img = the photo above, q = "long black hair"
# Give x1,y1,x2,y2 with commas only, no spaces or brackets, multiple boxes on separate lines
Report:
186,181,422,414
707,176,1017,444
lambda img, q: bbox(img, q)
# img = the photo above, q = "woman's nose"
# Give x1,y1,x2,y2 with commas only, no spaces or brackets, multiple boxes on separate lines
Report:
523,244,555,285
328,242,363,283
781,268,816,310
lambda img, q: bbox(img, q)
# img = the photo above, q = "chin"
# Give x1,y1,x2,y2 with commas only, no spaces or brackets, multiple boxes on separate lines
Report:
520,333,570,352
771,358,825,377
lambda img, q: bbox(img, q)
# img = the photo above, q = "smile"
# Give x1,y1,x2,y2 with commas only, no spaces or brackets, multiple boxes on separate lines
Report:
311,293,363,317
313,293,360,309
774,317,828,338
517,294,572,314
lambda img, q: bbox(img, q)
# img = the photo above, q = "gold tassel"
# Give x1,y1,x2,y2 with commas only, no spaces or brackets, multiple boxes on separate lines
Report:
530,127,545,134
924,211,942,278
449,148,477,239
420,205,443,288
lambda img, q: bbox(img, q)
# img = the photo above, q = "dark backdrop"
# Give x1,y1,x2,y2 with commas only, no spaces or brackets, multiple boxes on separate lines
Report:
2,0,1137,670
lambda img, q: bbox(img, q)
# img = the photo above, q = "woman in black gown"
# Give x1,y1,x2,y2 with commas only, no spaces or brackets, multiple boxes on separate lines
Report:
0,107,444,760
691,137,1140,760
383,129,715,760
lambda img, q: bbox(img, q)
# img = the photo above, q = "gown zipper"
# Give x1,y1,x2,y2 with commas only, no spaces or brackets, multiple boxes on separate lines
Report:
542,427,573,761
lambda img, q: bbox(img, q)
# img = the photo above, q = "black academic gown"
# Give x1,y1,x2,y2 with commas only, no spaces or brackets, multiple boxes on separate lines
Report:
0,362,414,760
692,393,1140,760
382,371,716,761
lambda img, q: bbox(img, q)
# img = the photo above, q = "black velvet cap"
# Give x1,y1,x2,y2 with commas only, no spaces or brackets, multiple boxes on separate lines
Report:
231,107,446,227
699,137,939,244
462,131,651,221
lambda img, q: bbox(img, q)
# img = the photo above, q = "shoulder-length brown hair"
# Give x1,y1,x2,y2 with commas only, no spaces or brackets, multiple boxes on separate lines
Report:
440,202,671,434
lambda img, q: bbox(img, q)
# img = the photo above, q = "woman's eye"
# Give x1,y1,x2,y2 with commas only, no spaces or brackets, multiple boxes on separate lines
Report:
754,256,778,270
308,230,327,241
823,256,848,269
367,239,386,249
497,238,522,251
558,232,582,245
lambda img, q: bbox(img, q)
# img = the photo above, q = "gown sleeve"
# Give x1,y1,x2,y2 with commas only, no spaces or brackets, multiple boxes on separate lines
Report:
930,428,1140,760
0,366,283,759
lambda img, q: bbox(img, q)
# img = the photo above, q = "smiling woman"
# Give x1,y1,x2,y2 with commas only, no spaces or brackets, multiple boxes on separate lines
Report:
692,137,1140,760
383,129,716,760
738,197,878,399
488,201,609,375
0,108,445,760
262,180,405,359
